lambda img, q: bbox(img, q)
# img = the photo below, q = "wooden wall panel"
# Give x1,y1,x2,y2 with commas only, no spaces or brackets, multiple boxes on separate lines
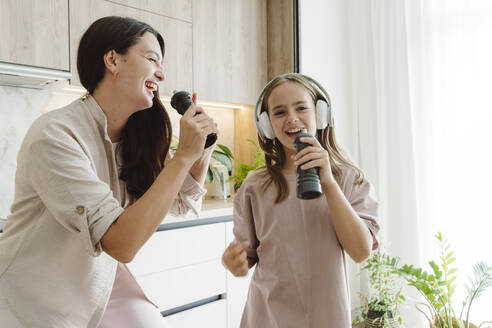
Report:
192,0,267,105
267,0,295,79
107,0,192,22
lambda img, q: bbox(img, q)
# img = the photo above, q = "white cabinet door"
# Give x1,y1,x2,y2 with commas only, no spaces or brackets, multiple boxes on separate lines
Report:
164,299,227,328
225,221,253,328
136,259,226,311
127,222,227,311
127,223,225,276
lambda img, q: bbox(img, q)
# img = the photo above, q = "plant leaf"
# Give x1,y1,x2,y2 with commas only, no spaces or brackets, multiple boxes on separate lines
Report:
206,167,213,183
212,151,233,172
448,268,458,276
216,144,234,159
210,166,224,191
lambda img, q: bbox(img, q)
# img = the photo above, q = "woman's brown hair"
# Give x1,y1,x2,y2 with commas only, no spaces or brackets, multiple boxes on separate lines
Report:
77,16,172,201
257,73,364,203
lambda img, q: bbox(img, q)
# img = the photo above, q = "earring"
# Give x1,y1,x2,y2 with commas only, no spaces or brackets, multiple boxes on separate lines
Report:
113,70,118,78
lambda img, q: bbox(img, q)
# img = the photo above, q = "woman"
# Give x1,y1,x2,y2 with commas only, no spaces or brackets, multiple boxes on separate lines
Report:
0,16,217,327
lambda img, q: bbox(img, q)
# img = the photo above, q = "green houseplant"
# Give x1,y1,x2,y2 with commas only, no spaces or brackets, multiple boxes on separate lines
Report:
169,136,234,190
206,144,234,190
353,248,405,328
397,232,492,328
228,139,265,192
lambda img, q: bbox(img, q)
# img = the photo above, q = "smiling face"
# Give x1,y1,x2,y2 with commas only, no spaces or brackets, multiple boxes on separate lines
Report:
267,81,317,156
114,32,165,110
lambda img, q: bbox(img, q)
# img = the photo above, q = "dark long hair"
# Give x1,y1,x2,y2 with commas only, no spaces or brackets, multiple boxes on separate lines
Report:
77,16,172,201
258,73,364,203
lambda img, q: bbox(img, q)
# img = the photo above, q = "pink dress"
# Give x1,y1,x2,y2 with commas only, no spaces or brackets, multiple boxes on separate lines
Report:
233,167,380,328
98,263,168,328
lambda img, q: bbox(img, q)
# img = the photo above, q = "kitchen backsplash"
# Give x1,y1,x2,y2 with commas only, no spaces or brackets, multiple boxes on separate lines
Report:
0,85,235,218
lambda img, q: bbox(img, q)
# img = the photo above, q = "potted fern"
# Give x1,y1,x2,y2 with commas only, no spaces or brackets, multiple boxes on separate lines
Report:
397,232,492,328
353,248,405,328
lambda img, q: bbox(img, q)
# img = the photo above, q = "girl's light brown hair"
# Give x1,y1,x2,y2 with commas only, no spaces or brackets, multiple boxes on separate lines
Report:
257,73,364,203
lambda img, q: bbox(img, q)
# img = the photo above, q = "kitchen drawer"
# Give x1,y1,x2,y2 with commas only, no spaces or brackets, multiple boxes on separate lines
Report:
127,222,226,276
164,299,227,328
135,259,226,311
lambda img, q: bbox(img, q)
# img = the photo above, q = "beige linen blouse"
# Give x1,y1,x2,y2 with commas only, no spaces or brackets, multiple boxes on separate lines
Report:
0,96,205,327
233,168,380,328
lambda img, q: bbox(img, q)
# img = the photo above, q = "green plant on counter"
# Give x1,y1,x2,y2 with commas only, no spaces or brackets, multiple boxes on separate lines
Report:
170,136,233,189
353,247,405,327
228,139,265,192
206,144,233,189
397,232,492,328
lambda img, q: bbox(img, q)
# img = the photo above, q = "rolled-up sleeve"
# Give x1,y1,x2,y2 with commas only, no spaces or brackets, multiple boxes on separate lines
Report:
27,137,124,256
169,173,207,217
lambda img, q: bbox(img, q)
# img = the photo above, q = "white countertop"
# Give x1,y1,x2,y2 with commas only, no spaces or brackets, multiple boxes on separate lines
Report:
162,198,233,225
0,198,234,232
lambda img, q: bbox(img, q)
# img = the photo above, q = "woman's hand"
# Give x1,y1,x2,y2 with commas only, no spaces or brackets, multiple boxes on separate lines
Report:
174,98,217,163
292,137,335,191
222,241,250,277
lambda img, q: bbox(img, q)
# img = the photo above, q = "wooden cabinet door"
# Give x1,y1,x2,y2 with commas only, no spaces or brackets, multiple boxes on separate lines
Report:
69,0,192,96
106,0,192,22
192,0,267,105
0,0,69,70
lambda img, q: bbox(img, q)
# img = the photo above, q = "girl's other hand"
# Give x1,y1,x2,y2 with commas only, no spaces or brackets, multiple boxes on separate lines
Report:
222,241,249,277
292,137,335,191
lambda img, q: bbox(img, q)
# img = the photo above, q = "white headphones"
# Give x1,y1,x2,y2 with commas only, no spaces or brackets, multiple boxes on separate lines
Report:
254,73,333,141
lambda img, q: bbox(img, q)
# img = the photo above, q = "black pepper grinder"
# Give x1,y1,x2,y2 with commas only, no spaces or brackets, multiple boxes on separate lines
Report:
294,129,323,199
170,91,217,149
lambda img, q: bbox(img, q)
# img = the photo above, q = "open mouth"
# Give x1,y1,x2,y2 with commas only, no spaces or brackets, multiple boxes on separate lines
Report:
145,81,158,92
285,127,304,137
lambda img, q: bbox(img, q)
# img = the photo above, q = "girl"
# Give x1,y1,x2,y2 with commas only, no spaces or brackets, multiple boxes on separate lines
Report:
0,16,217,327
222,73,380,327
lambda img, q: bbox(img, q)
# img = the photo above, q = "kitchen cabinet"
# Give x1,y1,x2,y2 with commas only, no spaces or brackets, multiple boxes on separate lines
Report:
127,222,227,311
0,0,69,70
127,219,229,323
124,213,257,327
2,0,271,106
165,299,227,328
107,0,192,22
136,259,226,311
69,0,192,96
192,0,267,105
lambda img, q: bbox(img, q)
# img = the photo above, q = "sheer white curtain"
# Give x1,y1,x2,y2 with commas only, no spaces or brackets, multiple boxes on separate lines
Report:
418,0,492,323
346,0,492,325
